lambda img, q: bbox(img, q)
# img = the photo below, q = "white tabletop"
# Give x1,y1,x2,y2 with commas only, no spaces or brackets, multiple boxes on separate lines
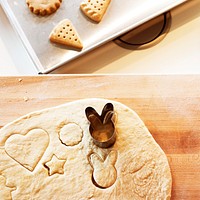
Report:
0,4,37,75
0,1,200,75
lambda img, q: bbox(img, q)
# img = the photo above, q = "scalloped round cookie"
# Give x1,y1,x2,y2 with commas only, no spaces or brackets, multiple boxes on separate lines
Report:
26,0,62,16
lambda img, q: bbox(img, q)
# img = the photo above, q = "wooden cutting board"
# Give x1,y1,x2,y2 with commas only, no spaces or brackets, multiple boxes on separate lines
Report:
0,75,200,199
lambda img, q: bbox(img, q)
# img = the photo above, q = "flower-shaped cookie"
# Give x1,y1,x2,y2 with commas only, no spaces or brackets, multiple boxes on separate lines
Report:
26,0,62,16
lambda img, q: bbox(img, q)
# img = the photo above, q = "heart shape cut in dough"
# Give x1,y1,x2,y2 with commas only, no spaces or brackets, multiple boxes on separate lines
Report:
5,129,49,172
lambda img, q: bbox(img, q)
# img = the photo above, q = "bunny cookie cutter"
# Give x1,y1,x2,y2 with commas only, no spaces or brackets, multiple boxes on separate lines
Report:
85,103,116,148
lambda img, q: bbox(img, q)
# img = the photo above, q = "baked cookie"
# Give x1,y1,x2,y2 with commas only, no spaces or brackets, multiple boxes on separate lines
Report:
80,0,111,22
49,19,83,50
26,0,62,16
0,98,172,199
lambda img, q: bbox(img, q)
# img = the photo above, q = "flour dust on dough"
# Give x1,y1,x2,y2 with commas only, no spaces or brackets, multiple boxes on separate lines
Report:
0,98,172,199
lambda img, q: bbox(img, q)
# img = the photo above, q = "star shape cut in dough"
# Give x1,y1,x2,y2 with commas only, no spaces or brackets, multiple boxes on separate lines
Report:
44,155,66,176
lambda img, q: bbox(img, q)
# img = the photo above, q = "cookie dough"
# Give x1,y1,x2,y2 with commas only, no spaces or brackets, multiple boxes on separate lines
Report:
0,98,172,199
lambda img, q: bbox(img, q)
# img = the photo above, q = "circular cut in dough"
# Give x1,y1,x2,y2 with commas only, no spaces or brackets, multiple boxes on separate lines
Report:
26,0,62,16
0,98,172,200
59,123,83,146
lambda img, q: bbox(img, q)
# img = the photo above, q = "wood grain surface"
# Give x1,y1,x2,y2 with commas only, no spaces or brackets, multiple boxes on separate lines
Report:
0,75,200,199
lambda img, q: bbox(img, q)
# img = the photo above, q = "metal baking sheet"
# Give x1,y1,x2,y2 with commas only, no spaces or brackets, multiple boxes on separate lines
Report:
1,0,186,73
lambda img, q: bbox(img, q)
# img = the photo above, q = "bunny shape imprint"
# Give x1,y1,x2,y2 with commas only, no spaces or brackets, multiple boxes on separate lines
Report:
89,150,117,188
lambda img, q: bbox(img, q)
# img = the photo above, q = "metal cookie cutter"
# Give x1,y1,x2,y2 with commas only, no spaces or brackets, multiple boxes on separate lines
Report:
85,103,116,148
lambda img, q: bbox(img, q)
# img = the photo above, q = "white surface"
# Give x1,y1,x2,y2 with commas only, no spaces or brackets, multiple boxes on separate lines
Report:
0,0,200,75
0,4,37,75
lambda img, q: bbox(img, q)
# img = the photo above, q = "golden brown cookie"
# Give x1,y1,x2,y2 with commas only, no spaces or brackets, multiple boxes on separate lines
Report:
26,0,62,16
49,19,83,50
80,0,111,22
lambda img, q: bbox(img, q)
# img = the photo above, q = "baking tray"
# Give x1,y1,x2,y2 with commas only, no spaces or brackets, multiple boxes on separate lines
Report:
1,0,187,73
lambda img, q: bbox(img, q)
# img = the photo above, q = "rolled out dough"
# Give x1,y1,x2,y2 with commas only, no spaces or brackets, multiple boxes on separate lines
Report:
0,98,172,200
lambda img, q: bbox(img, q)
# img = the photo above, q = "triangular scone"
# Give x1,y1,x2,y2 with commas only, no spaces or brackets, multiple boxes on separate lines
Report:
80,0,111,23
49,19,83,50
